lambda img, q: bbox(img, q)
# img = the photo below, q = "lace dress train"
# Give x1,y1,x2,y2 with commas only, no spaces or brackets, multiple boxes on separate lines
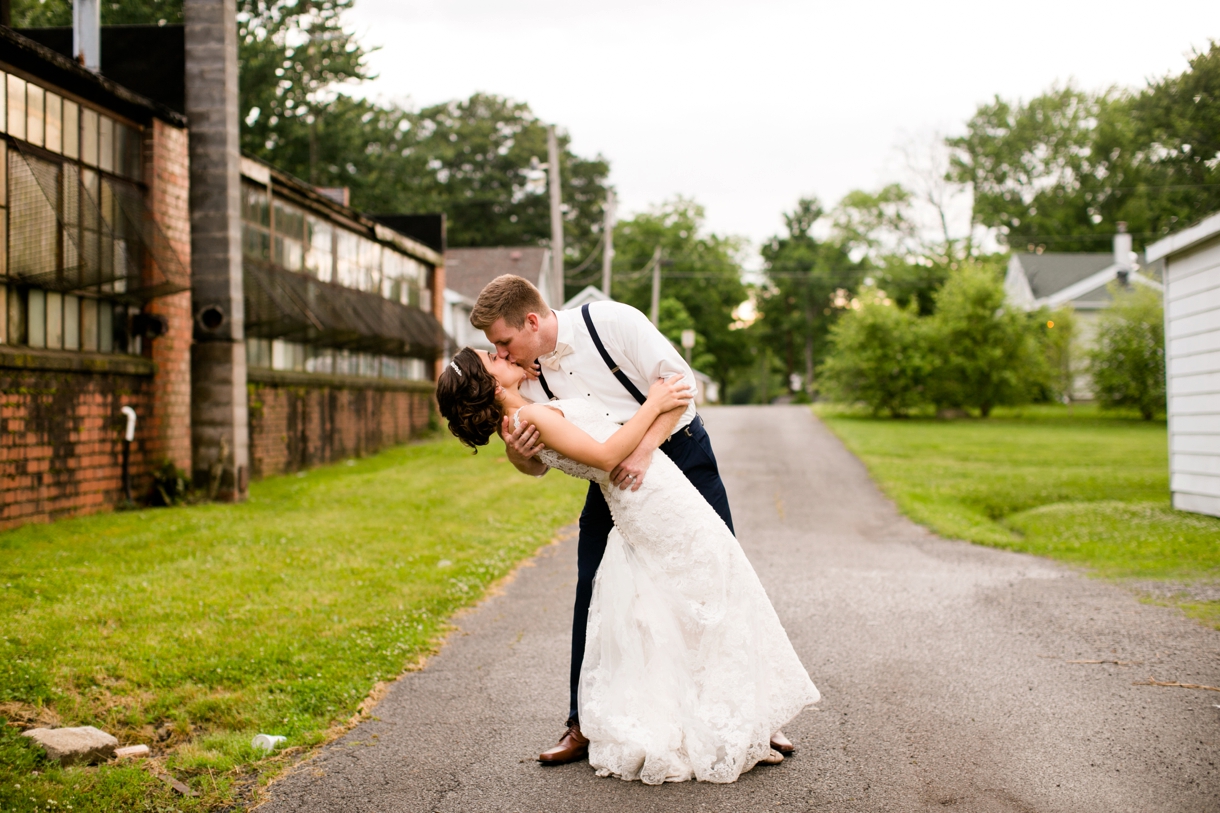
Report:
525,400,819,784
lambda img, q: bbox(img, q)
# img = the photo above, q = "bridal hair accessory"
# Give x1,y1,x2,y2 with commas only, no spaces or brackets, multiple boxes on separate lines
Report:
450,361,462,377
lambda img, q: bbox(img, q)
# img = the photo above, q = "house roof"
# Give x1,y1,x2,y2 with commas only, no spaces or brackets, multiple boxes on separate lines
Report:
0,26,186,127
562,285,612,310
1011,253,1117,300
443,247,549,301
1146,210,1220,262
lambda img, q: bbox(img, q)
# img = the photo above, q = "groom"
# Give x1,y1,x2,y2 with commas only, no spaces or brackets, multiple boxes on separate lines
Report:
471,274,762,764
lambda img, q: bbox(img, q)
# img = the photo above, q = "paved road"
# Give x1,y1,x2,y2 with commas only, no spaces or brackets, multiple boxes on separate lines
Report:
259,406,1219,812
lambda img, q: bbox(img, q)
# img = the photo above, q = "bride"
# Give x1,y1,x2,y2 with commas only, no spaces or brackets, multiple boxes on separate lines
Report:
436,347,820,785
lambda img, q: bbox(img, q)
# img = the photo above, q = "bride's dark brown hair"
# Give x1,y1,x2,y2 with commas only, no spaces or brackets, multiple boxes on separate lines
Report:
436,347,501,451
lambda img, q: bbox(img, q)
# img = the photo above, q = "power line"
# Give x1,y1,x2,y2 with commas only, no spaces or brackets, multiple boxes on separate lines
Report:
563,233,606,282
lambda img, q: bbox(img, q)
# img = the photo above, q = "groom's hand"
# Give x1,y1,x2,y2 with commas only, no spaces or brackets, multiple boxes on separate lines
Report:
503,415,548,477
516,360,541,382
610,447,652,492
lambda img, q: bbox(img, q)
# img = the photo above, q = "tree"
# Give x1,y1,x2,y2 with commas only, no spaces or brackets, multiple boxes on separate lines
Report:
390,96,609,262
610,198,751,394
947,86,1121,252
1039,306,1079,403
1088,284,1165,420
926,262,1048,417
818,289,929,417
1129,41,1220,241
13,0,182,25
12,1,613,259
237,0,373,175
755,198,865,396
948,43,1220,253
656,297,715,374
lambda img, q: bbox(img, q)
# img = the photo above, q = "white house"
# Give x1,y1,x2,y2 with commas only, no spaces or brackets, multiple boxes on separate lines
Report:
1005,227,1164,397
1146,213,1220,518
562,284,611,310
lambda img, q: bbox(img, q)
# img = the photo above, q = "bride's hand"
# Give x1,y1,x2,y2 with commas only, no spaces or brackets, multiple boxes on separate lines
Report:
647,375,693,413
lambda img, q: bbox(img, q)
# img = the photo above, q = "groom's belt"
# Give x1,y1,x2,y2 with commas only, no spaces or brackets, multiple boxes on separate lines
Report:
662,414,703,448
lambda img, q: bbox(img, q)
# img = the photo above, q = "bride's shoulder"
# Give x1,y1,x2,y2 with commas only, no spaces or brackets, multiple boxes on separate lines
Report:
518,402,566,422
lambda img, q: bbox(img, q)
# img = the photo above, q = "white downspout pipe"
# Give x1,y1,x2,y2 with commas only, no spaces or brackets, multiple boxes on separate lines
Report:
120,406,136,502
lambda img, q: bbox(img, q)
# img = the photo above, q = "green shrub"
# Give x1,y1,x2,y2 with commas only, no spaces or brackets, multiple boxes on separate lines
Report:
818,288,930,417
926,262,1049,416
1089,283,1165,419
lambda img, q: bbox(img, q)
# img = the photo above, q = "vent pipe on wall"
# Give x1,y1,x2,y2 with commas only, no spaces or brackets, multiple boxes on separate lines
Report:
73,0,101,72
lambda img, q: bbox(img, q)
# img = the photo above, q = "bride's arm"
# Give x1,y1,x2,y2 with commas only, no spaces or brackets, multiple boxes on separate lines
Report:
520,377,691,471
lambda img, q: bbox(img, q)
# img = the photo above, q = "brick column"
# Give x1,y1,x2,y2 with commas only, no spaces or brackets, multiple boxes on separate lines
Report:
431,260,446,381
146,119,192,474
185,0,248,498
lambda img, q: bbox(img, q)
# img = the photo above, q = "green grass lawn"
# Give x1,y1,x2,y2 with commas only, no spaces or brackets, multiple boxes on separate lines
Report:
0,435,586,812
817,404,1220,626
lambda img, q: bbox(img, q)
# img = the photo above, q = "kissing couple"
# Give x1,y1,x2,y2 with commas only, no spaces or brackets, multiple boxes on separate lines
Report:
436,274,819,785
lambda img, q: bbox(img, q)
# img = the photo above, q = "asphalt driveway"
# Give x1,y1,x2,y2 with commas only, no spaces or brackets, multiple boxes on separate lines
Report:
258,406,1219,813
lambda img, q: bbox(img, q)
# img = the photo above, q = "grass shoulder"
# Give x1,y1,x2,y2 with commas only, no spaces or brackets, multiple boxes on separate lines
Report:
815,402,1220,626
0,435,586,811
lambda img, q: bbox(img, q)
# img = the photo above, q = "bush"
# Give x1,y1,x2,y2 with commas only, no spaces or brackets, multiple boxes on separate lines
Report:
926,262,1048,416
1037,306,1079,403
818,288,930,417
1089,284,1165,419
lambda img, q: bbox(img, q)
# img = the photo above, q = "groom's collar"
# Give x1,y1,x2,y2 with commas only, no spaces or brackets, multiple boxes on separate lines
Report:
538,309,574,370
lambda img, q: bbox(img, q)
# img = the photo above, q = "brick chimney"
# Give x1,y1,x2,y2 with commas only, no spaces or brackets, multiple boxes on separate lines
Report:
1114,222,1133,286
73,0,100,71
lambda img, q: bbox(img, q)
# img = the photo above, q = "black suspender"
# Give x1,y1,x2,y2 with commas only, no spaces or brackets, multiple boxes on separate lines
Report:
582,303,647,405
536,369,556,401
535,304,648,405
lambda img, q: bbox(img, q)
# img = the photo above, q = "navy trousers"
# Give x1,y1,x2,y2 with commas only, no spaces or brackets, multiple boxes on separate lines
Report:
568,416,734,724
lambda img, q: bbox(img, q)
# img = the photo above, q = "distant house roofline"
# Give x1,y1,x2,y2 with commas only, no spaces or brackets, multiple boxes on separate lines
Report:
1146,211,1220,262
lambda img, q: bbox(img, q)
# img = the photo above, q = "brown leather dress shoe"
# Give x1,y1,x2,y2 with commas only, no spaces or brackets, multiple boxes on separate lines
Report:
770,730,795,754
538,723,589,765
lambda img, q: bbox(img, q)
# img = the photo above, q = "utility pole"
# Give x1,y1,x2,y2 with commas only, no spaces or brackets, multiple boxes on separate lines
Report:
601,189,615,297
547,125,564,307
649,245,662,326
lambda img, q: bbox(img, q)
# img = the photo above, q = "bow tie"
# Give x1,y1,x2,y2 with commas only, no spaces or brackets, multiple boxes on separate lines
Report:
538,345,572,372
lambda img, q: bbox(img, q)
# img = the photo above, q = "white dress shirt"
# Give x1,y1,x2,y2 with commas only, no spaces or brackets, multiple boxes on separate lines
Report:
520,301,697,432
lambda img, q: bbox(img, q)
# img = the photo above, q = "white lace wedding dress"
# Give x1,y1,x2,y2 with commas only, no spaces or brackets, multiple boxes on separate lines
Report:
521,399,820,784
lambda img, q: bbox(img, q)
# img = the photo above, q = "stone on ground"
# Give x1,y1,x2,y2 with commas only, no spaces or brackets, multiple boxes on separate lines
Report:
22,726,118,766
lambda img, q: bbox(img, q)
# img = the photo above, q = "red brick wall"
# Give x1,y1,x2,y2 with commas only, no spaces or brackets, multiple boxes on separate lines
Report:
146,119,193,473
248,376,435,478
0,361,158,530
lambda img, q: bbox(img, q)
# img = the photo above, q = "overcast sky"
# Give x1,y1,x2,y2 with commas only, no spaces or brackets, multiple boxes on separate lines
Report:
345,0,1218,263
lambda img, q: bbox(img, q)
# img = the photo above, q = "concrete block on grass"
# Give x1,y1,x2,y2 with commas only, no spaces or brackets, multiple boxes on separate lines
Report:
22,726,118,765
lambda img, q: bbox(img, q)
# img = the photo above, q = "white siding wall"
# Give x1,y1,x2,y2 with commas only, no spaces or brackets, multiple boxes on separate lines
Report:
1164,233,1220,517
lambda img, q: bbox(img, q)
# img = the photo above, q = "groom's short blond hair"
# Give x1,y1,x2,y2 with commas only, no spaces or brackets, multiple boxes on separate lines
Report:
470,274,551,330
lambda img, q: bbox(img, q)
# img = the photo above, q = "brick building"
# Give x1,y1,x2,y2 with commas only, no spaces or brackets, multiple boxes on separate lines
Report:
0,27,192,529
239,156,444,479
0,13,446,530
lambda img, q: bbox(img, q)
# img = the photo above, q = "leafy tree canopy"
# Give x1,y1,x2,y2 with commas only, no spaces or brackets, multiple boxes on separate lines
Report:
1088,284,1165,419
949,41,1220,252
609,198,750,391
13,0,182,26
755,197,865,392
13,0,611,258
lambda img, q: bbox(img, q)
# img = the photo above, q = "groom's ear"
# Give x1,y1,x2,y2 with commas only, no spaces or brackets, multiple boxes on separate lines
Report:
524,312,541,331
